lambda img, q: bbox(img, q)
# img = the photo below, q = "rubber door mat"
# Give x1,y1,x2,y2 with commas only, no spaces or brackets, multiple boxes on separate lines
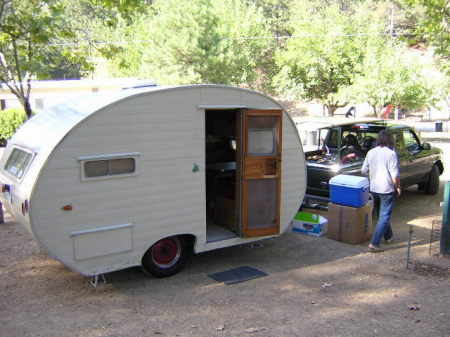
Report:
208,266,267,284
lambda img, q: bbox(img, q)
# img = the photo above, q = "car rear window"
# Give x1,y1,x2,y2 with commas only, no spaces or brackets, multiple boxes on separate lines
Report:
4,148,33,179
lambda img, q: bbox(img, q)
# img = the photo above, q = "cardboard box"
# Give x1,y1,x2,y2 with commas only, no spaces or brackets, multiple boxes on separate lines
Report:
292,212,328,237
327,199,373,244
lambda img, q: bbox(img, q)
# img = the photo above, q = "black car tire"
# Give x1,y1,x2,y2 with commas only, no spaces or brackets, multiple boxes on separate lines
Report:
425,165,440,195
142,236,189,278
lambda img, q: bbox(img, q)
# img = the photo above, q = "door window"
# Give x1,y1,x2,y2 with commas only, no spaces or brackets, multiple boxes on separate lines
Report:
403,130,420,153
247,116,278,156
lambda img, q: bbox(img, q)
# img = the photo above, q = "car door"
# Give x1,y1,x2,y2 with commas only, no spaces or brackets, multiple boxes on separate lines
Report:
391,130,412,187
401,129,430,184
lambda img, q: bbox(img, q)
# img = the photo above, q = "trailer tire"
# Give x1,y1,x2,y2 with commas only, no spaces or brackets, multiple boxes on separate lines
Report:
142,236,188,278
425,165,440,195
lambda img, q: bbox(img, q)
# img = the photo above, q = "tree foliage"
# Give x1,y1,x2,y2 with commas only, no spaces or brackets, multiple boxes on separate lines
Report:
0,107,26,143
402,0,450,73
102,0,271,88
340,42,448,117
0,0,145,119
0,0,447,121
273,2,373,115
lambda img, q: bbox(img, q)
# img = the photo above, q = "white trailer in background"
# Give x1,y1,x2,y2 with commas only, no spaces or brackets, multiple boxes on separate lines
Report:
0,85,306,278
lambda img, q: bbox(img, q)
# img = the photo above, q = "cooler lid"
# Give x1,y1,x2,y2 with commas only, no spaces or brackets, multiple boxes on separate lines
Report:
329,174,369,188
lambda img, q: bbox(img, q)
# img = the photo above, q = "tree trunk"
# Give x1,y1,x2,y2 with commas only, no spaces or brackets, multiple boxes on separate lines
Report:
326,104,339,117
370,104,379,117
23,98,33,119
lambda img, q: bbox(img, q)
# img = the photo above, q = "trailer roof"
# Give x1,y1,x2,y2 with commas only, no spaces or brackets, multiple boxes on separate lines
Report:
9,84,283,154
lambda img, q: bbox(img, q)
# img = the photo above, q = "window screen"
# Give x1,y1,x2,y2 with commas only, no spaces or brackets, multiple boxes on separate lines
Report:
5,148,33,179
84,158,135,178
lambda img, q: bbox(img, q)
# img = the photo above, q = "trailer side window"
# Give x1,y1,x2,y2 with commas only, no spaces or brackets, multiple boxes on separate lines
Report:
84,158,135,178
5,148,33,179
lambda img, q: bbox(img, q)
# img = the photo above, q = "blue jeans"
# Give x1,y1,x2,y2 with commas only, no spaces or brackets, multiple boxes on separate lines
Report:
371,192,395,246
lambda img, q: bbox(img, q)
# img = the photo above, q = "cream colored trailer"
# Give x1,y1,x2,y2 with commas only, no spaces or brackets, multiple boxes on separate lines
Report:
0,85,306,277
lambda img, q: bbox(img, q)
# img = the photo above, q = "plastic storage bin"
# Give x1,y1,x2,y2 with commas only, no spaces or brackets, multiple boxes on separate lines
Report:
292,211,328,237
329,174,369,207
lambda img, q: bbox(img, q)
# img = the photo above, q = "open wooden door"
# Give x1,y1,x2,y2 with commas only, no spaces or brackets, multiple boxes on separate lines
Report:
241,109,282,237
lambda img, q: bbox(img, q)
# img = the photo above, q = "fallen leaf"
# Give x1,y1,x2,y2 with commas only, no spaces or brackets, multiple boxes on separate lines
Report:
321,282,333,288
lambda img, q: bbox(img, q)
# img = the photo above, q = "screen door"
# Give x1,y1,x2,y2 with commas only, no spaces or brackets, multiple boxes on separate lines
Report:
241,109,282,237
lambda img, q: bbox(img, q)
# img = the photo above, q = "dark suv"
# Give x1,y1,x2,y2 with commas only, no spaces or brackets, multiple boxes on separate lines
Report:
305,120,443,202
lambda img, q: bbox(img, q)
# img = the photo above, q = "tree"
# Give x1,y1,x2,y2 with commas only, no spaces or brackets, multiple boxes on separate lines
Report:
340,43,448,117
0,0,76,118
0,0,145,119
102,0,271,88
273,2,375,116
402,0,450,74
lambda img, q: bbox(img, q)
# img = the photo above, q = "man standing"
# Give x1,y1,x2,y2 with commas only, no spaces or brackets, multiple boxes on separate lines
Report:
361,130,401,252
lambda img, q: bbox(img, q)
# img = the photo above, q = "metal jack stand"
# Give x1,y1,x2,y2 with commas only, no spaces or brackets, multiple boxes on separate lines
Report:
406,225,414,269
89,274,106,288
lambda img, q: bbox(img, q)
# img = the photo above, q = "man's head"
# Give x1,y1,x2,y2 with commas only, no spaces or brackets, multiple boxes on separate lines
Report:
377,130,393,148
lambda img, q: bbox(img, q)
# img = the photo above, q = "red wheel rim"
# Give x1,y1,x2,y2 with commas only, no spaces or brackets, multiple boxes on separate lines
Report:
151,238,181,268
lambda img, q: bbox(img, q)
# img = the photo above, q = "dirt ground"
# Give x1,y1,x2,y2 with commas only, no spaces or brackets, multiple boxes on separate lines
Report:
1,139,450,337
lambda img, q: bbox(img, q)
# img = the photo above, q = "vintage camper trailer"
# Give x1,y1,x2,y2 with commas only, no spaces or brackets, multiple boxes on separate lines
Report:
0,85,306,278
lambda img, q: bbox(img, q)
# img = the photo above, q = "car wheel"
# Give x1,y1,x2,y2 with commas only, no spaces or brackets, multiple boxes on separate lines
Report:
142,236,189,278
425,165,440,195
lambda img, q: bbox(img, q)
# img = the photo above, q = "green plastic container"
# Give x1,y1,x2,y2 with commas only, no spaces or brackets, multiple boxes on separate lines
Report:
294,211,320,224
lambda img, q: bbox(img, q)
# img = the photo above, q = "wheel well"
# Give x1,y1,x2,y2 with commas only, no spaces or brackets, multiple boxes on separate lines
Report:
142,234,196,260
435,161,444,175
179,234,196,251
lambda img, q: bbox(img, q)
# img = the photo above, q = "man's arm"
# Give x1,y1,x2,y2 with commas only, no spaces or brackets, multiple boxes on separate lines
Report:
389,152,401,196
361,153,370,175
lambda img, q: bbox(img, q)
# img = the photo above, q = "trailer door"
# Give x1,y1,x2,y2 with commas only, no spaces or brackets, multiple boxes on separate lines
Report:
241,109,282,237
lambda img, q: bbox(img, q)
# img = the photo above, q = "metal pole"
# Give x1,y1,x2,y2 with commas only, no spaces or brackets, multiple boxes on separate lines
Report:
406,225,413,269
441,182,450,255
0,201,3,224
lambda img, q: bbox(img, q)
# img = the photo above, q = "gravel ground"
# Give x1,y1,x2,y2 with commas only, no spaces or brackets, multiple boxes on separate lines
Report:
1,138,450,337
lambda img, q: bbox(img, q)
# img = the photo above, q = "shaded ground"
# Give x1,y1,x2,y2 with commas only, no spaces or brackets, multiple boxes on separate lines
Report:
1,139,450,337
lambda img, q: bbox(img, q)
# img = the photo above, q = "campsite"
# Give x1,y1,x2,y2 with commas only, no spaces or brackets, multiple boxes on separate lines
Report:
1,1,449,336
1,146,449,336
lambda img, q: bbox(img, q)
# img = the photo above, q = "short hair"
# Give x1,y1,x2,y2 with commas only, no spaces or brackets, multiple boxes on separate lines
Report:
376,130,393,148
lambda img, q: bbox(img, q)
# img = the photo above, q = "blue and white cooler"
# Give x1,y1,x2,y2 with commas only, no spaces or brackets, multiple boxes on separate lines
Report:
329,175,369,208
